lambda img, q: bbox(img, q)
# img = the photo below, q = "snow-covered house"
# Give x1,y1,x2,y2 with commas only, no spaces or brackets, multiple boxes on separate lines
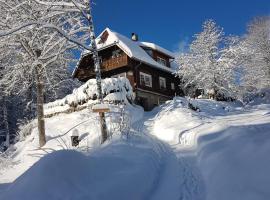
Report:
72,28,183,110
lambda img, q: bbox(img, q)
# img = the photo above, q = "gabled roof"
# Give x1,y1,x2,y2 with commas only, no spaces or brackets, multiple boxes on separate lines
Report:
73,28,175,77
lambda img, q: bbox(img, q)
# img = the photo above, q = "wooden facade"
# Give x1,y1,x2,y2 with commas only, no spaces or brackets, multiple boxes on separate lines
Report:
74,41,183,110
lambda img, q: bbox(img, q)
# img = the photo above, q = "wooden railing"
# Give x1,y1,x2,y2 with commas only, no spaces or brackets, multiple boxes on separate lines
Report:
101,54,128,71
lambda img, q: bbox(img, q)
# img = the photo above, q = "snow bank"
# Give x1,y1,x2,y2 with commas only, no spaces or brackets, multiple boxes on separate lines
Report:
151,97,244,145
0,102,144,184
44,77,134,116
0,133,180,200
197,124,270,200
152,98,202,145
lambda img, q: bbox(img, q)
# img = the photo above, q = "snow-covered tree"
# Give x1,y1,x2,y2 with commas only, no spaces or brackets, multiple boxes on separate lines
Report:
0,0,90,147
241,16,270,90
176,19,238,100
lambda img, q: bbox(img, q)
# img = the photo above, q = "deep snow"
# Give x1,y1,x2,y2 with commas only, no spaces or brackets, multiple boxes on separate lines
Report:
1,97,270,200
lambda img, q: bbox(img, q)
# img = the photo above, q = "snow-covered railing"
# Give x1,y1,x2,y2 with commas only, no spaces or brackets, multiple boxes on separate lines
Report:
44,77,134,116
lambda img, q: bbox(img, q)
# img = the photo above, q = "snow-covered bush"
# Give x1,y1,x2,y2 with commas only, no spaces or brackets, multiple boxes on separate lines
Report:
17,120,37,139
44,77,134,116
0,152,14,171
243,88,270,105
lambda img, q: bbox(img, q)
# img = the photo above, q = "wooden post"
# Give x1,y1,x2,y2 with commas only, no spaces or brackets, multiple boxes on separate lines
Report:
92,105,110,144
99,112,107,143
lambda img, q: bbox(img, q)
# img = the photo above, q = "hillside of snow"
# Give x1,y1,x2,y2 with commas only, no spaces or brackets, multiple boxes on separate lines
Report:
147,97,270,200
1,94,270,200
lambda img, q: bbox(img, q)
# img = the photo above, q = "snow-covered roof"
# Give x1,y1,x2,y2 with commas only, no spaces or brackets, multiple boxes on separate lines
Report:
73,28,175,76
138,42,175,58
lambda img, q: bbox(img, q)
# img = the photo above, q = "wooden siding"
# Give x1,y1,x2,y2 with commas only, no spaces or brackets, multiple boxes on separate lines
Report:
102,54,128,71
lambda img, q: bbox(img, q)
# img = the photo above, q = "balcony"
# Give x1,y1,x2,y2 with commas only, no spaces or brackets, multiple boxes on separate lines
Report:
101,54,128,71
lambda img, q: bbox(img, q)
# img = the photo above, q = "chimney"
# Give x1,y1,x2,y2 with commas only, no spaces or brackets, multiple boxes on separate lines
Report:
131,33,139,41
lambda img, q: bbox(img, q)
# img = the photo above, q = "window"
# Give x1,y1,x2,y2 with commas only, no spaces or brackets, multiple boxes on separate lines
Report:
140,72,152,87
157,56,167,66
159,77,166,89
171,83,175,90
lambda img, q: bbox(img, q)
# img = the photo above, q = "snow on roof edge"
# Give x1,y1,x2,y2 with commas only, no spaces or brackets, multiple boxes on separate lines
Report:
138,42,175,58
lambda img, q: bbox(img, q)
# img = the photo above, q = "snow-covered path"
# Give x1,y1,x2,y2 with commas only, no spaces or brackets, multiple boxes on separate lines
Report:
131,114,182,200
132,111,205,200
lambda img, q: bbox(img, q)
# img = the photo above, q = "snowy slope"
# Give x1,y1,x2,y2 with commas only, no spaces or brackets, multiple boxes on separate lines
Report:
1,96,270,200
147,97,270,200
0,134,180,200
0,102,182,200
0,103,143,184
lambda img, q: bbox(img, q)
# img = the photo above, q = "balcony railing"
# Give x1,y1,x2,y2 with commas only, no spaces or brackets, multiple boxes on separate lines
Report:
101,54,128,71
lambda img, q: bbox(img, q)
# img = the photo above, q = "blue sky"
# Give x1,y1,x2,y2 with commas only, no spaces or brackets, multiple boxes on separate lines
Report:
92,0,270,52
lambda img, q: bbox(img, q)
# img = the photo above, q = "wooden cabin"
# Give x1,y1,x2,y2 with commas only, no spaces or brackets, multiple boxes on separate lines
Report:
72,28,183,110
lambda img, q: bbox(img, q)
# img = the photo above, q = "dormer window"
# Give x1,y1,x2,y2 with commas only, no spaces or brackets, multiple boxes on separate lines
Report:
157,56,167,66
145,49,153,57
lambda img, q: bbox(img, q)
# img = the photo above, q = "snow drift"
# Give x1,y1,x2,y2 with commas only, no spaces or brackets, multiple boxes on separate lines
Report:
151,97,242,145
0,134,180,200
197,124,270,200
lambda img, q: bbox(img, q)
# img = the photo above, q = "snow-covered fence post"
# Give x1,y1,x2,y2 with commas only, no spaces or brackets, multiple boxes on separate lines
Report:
92,104,110,144
88,1,108,143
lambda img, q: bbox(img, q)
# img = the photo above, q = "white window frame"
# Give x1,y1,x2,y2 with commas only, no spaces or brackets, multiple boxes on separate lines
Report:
159,77,166,89
157,56,167,66
140,72,152,87
171,82,175,90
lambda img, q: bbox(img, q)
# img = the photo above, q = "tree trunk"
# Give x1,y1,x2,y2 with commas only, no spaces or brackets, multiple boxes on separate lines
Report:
35,64,46,147
88,7,108,144
2,96,10,148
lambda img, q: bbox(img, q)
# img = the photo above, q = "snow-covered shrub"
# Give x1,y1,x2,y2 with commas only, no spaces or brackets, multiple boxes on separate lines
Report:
107,105,131,138
0,152,13,171
17,120,37,139
243,88,270,105
44,77,134,116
